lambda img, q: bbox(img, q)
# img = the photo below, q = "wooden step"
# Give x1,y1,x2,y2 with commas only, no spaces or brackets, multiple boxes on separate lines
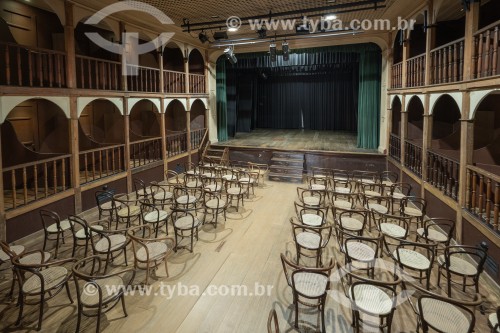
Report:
207,149,225,156
272,152,305,160
270,158,304,168
269,165,303,177
268,173,304,183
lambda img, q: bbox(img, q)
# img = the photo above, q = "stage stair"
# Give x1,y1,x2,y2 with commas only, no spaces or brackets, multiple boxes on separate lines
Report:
269,152,304,183
201,143,229,165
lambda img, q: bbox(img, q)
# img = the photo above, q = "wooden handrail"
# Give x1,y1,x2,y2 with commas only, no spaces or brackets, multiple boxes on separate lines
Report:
130,136,162,145
427,149,460,163
467,165,500,184
75,54,120,65
431,37,466,53
474,19,500,37
0,41,66,56
126,64,160,71
79,144,125,155
406,53,426,62
3,154,71,172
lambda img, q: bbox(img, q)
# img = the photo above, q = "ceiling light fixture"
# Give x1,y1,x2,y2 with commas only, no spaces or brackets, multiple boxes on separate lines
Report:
198,31,209,43
228,27,239,32
224,46,238,64
324,14,337,20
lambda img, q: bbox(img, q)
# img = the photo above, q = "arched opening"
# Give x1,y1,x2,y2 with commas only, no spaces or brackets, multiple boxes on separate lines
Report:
163,42,185,93
190,99,206,150
392,32,403,65
78,99,125,184
189,49,204,74
0,1,65,87
479,0,500,30
407,97,424,143
431,95,461,156
1,99,70,210
391,97,402,135
129,100,162,167
472,92,500,174
165,100,187,157
75,19,117,60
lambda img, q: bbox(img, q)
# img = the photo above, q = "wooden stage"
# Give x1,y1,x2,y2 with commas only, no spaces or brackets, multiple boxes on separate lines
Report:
218,129,378,154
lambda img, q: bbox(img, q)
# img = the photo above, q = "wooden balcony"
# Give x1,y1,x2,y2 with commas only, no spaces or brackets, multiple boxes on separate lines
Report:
79,144,125,185
404,140,422,177
126,65,162,93
389,134,401,161
76,55,122,90
406,54,426,88
0,41,67,88
427,150,460,200
130,137,162,169
3,154,71,211
473,21,500,79
190,128,206,150
391,62,403,89
164,70,186,93
430,38,465,85
167,131,188,158
466,165,500,233
189,73,206,94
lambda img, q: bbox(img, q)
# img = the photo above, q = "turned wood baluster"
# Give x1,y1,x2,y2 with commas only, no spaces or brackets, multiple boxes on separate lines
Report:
62,159,66,190
494,183,500,231
44,162,48,198
466,169,472,209
459,41,464,81
17,47,22,85
11,170,17,209
5,44,11,85
56,54,62,87
48,53,54,87
486,178,492,225
28,50,33,86
22,167,27,205
493,27,499,76
105,149,109,176
485,30,492,77
88,59,92,89
477,33,484,78
99,151,103,178
38,52,43,87
91,152,96,181
453,45,458,82
478,174,485,218
472,37,479,78
34,164,38,200
53,160,57,194
118,148,122,170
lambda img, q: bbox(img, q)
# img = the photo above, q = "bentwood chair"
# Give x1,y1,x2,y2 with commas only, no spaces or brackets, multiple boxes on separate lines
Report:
12,252,75,331
387,182,412,213
280,254,334,333
329,191,357,218
379,171,399,187
290,218,332,267
297,187,327,208
88,224,129,273
202,189,229,228
72,256,135,333
248,162,269,186
225,174,250,212
392,239,436,290
489,306,500,333
112,193,141,229
68,215,107,258
169,208,203,253
400,196,427,233
140,199,169,237
127,225,174,284
40,209,72,259
267,308,281,333
133,178,154,200
339,230,381,279
437,245,488,297
416,218,455,252
336,209,368,236
95,190,120,222
150,181,174,210
294,201,329,227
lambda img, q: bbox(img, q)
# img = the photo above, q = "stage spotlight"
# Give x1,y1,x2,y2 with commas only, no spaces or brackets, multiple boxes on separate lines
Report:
214,31,229,40
270,43,277,62
224,47,237,64
282,42,289,61
257,28,267,38
198,31,209,43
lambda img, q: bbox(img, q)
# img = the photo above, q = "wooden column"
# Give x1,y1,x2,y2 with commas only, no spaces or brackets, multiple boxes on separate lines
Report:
184,49,190,94
124,98,132,193
0,126,6,241
457,91,474,243
120,22,128,91
204,50,210,94
424,0,436,86
400,95,408,173
422,111,433,199
160,99,167,179
159,48,164,94
70,96,81,213
186,99,192,165
463,1,480,80
64,1,76,89
402,31,410,88
205,107,210,131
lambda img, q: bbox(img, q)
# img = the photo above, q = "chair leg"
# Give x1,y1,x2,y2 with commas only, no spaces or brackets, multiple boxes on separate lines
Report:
75,304,82,333
37,293,45,330
96,304,102,333
65,281,73,303
294,296,299,328
54,232,60,259
121,294,128,317
15,293,24,326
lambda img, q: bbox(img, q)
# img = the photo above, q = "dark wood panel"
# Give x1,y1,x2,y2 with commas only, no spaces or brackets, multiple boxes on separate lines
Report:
425,190,456,220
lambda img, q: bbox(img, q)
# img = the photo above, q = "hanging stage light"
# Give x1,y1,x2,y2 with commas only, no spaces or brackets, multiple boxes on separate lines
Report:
198,31,209,43
257,27,267,39
224,47,237,64
282,42,289,61
270,43,277,62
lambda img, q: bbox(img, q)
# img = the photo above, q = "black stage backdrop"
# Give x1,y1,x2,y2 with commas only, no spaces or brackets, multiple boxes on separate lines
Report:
224,51,359,137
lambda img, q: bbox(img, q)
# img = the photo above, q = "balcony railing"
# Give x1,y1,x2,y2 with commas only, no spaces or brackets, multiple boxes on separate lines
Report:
391,62,403,89
167,132,188,158
3,154,72,210
191,128,206,150
406,54,426,88
189,73,206,94
473,22,500,79
76,55,122,90
0,41,67,88
430,38,465,85
127,65,161,93
389,134,401,162
404,140,422,177
465,165,500,233
427,150,460,200
79,144,125,184
130,137,162,168
164,70,186,93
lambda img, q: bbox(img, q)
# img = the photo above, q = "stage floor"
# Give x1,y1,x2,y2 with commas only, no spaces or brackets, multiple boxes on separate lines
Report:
218,129,378,153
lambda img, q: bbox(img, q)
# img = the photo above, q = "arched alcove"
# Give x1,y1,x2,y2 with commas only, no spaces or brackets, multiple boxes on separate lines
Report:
391,97,402,135
189,49,204,74
190,99,206,130
165,100,186,132
431,95,461,153
129,100,161,141
164,42,184,72
75,19,118,61
407,96,425,143
472,93,500,172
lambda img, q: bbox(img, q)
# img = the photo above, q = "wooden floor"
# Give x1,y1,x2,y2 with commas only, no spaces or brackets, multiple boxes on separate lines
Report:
219,129,378,153
0,180,499,333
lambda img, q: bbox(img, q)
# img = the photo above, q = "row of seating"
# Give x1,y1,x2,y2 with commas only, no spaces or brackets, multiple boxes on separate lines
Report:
268,168,497,333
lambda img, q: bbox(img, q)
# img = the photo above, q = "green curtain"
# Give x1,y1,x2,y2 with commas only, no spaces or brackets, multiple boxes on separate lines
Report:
357,47,381,149
216,59,228,142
